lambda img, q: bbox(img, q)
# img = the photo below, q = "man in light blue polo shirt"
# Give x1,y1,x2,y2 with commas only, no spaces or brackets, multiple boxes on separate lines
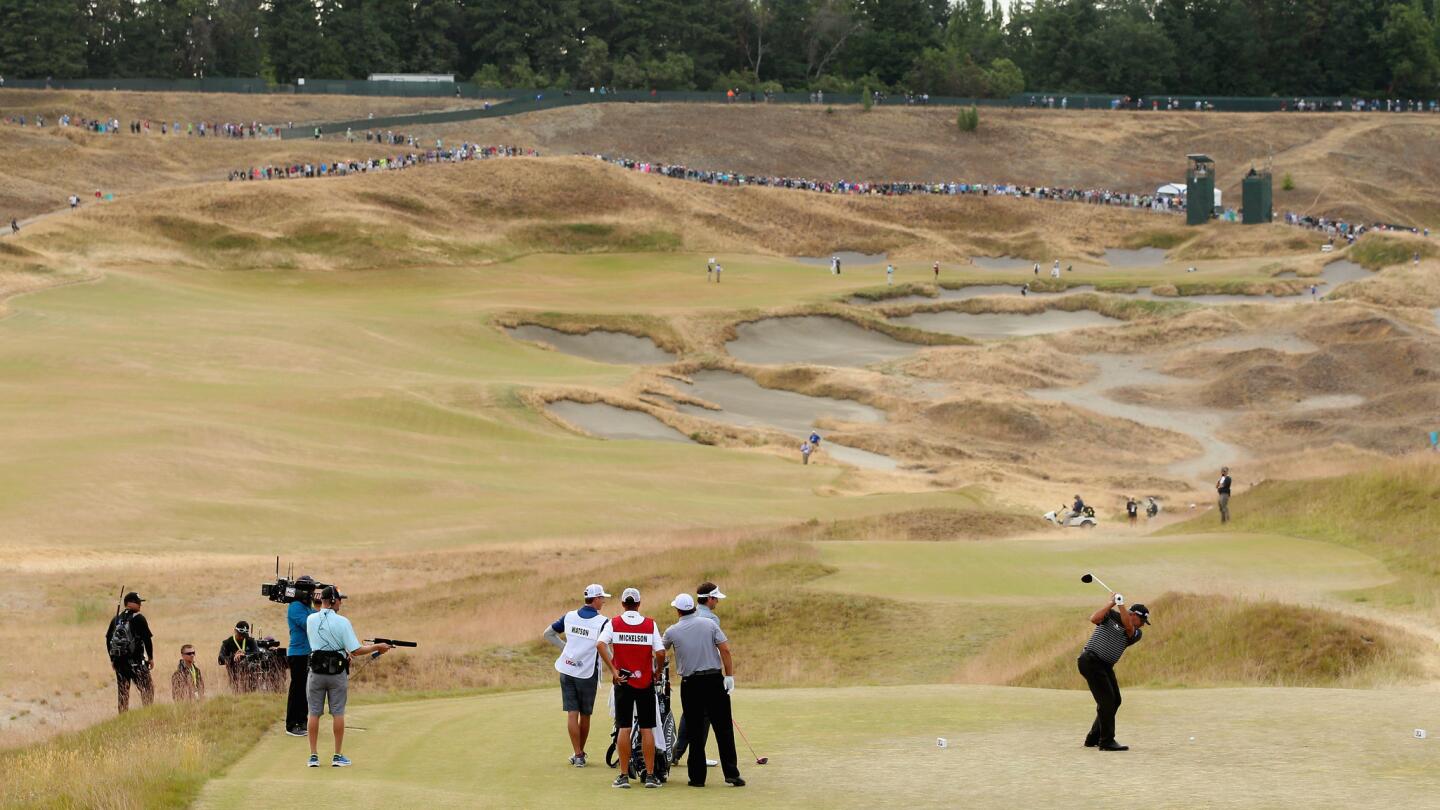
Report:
304,585,390,768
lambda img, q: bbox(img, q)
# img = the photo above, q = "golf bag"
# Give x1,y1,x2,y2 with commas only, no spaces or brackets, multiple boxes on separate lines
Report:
604,670,676,782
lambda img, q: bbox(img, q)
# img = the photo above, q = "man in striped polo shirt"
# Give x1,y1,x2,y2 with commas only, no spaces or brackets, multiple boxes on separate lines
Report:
1078,596,1151,751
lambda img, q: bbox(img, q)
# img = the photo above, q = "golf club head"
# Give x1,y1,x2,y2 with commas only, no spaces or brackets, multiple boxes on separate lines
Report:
756,757,769,765
1081,573,1094,583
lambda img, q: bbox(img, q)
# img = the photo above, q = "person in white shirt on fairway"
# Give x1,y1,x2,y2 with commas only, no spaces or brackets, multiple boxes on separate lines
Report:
886,264,894,285
707,258,716,281
544,584,612,768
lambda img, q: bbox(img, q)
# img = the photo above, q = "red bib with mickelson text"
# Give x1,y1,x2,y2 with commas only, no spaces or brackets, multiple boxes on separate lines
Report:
609,613,659,688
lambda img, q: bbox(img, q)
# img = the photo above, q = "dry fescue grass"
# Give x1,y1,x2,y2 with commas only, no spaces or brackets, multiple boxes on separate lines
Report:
0,695,271,809
989,592,1424,690
1349,233,1436,269
414,105,1440,226
4,153,1322,283
777,507,1048,541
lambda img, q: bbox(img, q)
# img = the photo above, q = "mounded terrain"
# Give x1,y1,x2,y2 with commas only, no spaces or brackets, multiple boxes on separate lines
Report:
1,91,1439,809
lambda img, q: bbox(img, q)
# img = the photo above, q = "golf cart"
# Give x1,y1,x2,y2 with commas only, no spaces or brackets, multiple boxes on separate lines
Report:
1043,505,1097,528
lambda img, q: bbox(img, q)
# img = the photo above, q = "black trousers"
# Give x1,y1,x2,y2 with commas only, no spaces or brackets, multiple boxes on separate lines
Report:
286,655,309,731
1078,651,1121,743
679,672,739,785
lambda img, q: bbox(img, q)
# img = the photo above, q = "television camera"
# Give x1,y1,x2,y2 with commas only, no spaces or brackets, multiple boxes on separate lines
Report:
260,557,329,605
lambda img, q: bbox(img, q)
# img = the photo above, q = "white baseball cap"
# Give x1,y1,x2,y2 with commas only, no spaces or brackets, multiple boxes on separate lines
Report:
621,587,642,603
584,584,611,599
696,583,726,600
671,593,696,611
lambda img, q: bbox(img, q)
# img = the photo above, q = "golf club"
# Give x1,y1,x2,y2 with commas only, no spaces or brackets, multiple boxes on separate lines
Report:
1080,572,1114,593
732,718,769,765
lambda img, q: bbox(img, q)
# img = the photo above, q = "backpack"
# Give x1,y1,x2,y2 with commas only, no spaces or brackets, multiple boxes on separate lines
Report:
109,612,140,661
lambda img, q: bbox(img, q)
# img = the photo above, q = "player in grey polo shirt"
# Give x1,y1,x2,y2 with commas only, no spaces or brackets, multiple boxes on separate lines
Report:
663,593,743,787
673,582,725,766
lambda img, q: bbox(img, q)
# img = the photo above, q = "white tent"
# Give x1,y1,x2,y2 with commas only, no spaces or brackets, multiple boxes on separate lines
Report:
1156,182,1221,210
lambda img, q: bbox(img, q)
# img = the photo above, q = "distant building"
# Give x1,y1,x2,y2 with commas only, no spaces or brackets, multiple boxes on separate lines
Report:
368,74,455,83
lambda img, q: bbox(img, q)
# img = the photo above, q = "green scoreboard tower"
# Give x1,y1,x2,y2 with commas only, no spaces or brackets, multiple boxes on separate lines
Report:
1186,154,1215,226
1241,167,1273,224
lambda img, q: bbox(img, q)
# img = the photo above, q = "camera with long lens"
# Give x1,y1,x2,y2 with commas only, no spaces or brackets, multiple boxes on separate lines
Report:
260,558,329,605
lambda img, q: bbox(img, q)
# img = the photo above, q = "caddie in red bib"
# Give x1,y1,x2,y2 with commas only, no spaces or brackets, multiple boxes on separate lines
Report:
598,587,667,789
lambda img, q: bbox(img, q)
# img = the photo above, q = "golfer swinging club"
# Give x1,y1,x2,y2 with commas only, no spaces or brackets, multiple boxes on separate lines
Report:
1078,594,1150,751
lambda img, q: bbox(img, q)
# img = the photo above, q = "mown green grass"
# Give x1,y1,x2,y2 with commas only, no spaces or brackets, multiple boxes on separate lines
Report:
810,533,1390,604
190,685,1440,809
1166,457,1440,606
0,696,272,810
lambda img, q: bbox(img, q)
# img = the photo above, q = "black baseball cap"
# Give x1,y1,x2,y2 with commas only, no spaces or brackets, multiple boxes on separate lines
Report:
1129,604,1152,625
123,592,145,605
235,620,250,632
321,585,346,601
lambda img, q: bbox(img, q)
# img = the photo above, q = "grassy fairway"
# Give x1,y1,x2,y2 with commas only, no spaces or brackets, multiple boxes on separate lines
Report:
0,261,976,554
193,686,1440,809
810,532,1393,603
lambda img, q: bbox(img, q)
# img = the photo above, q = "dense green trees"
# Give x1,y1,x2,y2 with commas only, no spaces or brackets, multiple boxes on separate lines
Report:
1,0,1439,97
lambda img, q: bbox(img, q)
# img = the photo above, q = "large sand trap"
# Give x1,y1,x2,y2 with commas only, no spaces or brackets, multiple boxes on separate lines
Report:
972,256,1034,270
547,401,692,442
676,370,885,434
1029,353,1240,480
726,316,919,367
507,325,674,365
1102,247,1167,267
891,309,1120,339
674,370,896,469
793,251,887,266
825,443,900,470
1195,333,1318,353
1293,394,1366,411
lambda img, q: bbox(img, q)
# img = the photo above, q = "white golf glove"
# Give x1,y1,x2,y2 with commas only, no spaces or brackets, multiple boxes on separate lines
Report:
723,675,735,694
1113,593,1125,606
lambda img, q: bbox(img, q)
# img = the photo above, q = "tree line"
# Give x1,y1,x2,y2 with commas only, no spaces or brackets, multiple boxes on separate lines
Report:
2,1,1440,98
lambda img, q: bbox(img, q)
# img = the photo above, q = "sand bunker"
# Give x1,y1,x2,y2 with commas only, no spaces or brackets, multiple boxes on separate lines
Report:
507,325,674,365
793,252,887,266
824,443,900,471
971,256,1034,270
676,370,885,434
890,309,1120,339
1293,394,1366,411
1195,333,1319,353
547,401,693,443
1103,247,1167,267
727,316,919,367
674,370,897,469
1029,354,1240,480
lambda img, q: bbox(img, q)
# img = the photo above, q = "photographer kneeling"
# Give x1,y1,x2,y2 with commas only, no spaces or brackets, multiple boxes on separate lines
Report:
305,585,390,768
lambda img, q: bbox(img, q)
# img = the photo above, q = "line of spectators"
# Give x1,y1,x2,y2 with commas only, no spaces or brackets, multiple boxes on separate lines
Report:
227,143,537,181
6,112,285,137
590,153,1422,238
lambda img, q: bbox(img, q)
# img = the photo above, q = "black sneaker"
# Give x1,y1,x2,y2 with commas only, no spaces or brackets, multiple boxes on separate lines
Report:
1083,736,1098,748
725,776,746,787
611,774,631,789
1098,741,1129,751
286,727,307,738
644,773,662,789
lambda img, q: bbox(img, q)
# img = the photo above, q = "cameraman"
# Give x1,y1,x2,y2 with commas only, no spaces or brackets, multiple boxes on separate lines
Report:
285,576,318,736
305,585,391,768
219,620,256,692
104,592,154,714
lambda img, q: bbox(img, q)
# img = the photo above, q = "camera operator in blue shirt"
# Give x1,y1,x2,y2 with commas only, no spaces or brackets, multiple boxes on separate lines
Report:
285,575,318,737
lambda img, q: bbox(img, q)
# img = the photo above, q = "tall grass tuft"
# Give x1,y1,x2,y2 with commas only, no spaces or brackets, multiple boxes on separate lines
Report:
0,696,272,809
957,106,980,132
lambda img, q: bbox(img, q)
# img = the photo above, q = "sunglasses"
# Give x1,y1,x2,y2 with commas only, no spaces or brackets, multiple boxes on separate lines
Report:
182,651,195,656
